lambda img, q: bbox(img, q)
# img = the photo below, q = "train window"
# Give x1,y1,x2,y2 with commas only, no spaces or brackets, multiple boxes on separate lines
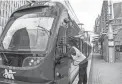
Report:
0,12,55,68
3,14,54,51
115,45,122,52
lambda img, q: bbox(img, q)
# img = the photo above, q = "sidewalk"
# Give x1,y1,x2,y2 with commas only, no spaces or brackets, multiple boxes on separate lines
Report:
88,53,122,84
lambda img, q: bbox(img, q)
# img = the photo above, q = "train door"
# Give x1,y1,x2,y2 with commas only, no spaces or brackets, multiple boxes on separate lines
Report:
55,11,69,84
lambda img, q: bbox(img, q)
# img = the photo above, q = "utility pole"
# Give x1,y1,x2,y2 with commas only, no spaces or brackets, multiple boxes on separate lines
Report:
107,0,115,62
78,23,85,35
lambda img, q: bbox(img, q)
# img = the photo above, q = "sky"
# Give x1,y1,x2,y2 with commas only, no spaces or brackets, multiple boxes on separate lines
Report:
69,0,122,32
69,0,103,32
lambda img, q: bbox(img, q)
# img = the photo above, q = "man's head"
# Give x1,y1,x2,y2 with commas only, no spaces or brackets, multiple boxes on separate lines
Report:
70,47,76,56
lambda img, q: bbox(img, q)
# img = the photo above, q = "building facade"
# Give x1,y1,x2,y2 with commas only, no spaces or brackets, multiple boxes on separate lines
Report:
93,15,101,53
113,2,122,60
0,0,28,30
94,1,122,62
0,0,43,34
94,15,101,34
94,0,110,62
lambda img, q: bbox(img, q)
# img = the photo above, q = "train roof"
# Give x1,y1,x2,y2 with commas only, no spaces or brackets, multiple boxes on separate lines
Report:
11,0,80,25
12,1,65,14
51,0,80,24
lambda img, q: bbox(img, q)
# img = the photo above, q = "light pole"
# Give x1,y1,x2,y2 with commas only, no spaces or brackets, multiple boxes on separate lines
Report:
107,19,115,62
78,23,84,29
78,23,85,34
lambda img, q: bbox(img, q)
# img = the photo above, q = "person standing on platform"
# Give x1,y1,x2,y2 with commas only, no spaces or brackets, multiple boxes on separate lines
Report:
67,36,86,84
78,41,92,84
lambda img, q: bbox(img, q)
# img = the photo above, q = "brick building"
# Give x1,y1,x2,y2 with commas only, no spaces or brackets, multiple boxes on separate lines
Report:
0,0,43,32
94,0,110,62
94,1,122,62
0,0,28,30
113,2,122,60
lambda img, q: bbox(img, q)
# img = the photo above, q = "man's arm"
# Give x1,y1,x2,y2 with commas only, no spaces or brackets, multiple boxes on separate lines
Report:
79,58,88,65
79,51,92,65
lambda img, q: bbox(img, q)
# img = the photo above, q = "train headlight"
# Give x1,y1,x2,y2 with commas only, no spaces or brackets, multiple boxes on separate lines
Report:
22,57,44,67
29,62,32,66
30,59,34,63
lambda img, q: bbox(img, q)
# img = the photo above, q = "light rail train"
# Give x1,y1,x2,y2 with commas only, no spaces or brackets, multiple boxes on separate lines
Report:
0,1,92,84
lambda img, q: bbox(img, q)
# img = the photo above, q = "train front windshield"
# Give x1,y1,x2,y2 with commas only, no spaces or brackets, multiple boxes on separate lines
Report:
0,6,56,68
3,13,54,52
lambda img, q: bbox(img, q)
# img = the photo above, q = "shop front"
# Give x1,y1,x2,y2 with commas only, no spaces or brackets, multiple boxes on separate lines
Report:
114,29,122,60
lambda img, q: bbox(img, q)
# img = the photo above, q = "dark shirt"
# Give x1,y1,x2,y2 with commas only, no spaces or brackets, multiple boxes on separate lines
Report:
79,41,92,65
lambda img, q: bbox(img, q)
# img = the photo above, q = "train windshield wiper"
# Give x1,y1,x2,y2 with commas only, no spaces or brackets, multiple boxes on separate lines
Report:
36,25,50,36
0,42,9,63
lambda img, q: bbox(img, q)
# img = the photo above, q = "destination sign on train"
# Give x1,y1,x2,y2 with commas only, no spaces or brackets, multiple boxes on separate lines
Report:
29,1,56,7
19,8,54,18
